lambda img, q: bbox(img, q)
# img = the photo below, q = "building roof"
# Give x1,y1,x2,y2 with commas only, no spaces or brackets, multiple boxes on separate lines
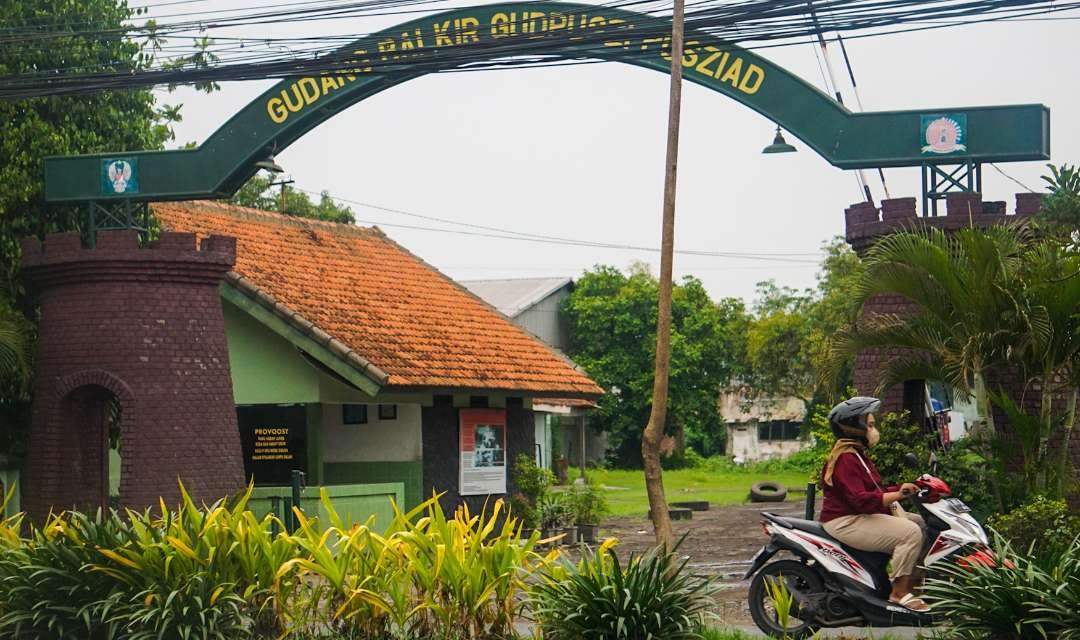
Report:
460,277,572,318
154,202,602,398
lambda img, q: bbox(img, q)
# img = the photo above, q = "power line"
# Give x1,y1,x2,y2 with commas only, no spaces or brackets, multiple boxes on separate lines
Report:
284,186,823,263
1,0,1075,99
989,163,1036,193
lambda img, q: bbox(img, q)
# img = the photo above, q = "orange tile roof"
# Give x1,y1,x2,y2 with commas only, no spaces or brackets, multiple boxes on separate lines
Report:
154,201,602,398
534,398,598,409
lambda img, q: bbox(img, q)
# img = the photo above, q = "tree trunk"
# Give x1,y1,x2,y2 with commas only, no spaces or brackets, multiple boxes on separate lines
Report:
1038,374,1054,494
973,369,995,437
642,0,685,550
1056,387,1078,497
972,368,1005,510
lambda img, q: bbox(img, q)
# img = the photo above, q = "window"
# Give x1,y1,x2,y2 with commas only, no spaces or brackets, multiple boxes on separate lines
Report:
378,404,397,420
342,404,368,425
757,421,801,441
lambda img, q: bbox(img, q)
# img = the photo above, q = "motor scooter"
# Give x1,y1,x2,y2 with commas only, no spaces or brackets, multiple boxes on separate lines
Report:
744,453,999,638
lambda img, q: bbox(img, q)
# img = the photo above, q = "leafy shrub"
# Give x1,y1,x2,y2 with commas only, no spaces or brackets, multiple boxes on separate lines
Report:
924,535,1080,639
988,495,1080,559
569,481,609,525
0,486,562,640
513,454,553,504
536,493,573,530
936,435,1022,522
0,509,135,640
278,493,554,640
531,539,717,639
512,454,554,529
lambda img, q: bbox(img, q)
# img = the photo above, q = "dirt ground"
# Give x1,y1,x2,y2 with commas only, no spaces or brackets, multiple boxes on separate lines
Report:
601,499,812,624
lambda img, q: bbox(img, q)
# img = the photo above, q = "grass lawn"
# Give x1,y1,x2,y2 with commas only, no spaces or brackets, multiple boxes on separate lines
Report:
568,466,812,517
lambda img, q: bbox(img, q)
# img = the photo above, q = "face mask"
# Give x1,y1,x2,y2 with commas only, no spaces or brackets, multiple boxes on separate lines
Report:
866,426,881,447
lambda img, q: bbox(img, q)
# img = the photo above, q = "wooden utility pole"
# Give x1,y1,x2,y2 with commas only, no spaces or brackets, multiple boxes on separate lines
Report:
642,0,685,549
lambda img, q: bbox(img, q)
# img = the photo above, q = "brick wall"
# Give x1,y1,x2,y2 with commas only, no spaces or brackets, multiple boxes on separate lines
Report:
843,191,1080,473
421,396,535,516
21,230,245,519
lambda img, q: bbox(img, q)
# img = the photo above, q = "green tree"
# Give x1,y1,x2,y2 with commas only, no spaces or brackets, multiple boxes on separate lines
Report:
0,0,217,298
0,0,214,456
563,263,747,465
742,238,864,411
745,282,815,409
229,174,355,224
0,305,30,386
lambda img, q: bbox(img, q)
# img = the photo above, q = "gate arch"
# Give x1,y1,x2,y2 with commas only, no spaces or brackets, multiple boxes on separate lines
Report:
45,2,1048,204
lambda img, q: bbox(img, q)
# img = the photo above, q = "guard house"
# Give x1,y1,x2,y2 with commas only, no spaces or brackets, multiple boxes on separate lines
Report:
154,202,603,516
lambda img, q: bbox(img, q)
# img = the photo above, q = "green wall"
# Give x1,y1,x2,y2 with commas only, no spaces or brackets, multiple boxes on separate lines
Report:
324,461,423,510
249,482,404,531
224,301,319,405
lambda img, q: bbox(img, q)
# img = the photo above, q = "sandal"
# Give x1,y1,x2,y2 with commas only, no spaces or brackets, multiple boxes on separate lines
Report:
891,593,931,612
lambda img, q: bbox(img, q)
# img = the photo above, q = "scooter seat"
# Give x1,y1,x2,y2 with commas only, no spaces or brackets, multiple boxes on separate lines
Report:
763,513,830,538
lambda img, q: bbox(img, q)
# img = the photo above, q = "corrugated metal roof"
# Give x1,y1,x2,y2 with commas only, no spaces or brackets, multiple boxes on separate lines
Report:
460,277,572,318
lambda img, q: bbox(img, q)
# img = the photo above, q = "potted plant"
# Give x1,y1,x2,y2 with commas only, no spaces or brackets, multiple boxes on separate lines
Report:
571,482,609,544
538,494,574,545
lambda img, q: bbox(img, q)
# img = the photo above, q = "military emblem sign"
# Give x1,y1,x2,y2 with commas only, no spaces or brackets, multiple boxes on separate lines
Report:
101,158,139,195
920,114,967,156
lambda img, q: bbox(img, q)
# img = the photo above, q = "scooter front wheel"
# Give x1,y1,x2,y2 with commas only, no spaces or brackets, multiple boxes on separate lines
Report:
748,559,823,639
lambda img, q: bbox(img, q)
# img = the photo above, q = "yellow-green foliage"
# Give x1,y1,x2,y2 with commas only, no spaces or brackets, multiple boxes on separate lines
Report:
277,490,559,639
0,483,560,639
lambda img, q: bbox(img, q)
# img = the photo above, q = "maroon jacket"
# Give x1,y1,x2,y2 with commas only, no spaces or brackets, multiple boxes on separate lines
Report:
819,451,898,523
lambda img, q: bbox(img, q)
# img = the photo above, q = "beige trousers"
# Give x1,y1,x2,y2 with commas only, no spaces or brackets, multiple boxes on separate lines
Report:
823,511,926,580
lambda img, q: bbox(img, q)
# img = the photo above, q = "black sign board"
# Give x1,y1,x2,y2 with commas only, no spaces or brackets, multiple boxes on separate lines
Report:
237,405,307,486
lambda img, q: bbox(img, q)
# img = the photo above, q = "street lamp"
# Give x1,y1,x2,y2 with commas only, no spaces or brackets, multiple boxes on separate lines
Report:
762,126,797,154
254,154,284,174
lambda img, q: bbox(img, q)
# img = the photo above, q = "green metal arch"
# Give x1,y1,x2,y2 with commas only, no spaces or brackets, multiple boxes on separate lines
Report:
45,2,1049,203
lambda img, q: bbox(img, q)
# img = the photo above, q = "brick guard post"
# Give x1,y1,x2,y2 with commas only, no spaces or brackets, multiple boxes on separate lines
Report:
20,230,245,519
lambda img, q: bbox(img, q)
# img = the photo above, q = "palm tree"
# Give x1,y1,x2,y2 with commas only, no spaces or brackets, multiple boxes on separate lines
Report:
0,304,30,384
828,220,1080,497
827,223,1028,438
1008,240,1080,494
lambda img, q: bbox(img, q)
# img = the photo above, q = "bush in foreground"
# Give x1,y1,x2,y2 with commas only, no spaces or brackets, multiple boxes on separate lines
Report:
924,534,1080,639
531,538,717,639
0,486,557,640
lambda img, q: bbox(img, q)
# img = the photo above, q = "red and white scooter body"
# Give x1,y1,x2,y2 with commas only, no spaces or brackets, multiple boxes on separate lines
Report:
759,473,991,588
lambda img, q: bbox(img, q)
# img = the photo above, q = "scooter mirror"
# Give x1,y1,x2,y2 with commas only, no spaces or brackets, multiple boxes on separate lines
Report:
903,453,920,469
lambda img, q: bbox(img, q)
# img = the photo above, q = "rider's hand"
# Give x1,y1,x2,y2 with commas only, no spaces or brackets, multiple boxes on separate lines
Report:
899,482,920,496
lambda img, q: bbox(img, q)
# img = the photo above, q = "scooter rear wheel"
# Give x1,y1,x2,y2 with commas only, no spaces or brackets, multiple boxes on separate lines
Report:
748,559,823,639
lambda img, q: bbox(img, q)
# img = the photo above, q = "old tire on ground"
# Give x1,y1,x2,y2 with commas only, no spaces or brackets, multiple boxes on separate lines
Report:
750,481,788,503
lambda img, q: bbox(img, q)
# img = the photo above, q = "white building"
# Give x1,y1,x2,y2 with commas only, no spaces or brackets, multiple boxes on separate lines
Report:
719,392,809,463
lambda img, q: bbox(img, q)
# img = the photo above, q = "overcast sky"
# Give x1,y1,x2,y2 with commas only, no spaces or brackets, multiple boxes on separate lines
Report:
155,1,1080,305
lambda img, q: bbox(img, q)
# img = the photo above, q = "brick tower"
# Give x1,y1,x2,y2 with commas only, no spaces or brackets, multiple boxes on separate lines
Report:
844,191,1044,417
20,229,245,519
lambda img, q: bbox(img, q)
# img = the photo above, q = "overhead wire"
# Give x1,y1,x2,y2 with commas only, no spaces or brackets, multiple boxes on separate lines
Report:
288,186,822,262
0,0,1076,99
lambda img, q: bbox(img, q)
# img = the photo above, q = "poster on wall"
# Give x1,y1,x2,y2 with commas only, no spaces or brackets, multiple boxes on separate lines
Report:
459,408,507,496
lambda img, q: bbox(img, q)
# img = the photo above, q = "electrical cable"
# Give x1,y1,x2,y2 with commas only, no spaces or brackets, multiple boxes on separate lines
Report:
0,0,1075,99
989,163,1036,193
285,186,822,262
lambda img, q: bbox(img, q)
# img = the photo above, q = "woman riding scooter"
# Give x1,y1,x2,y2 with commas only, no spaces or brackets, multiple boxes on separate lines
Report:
819,396,929,612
